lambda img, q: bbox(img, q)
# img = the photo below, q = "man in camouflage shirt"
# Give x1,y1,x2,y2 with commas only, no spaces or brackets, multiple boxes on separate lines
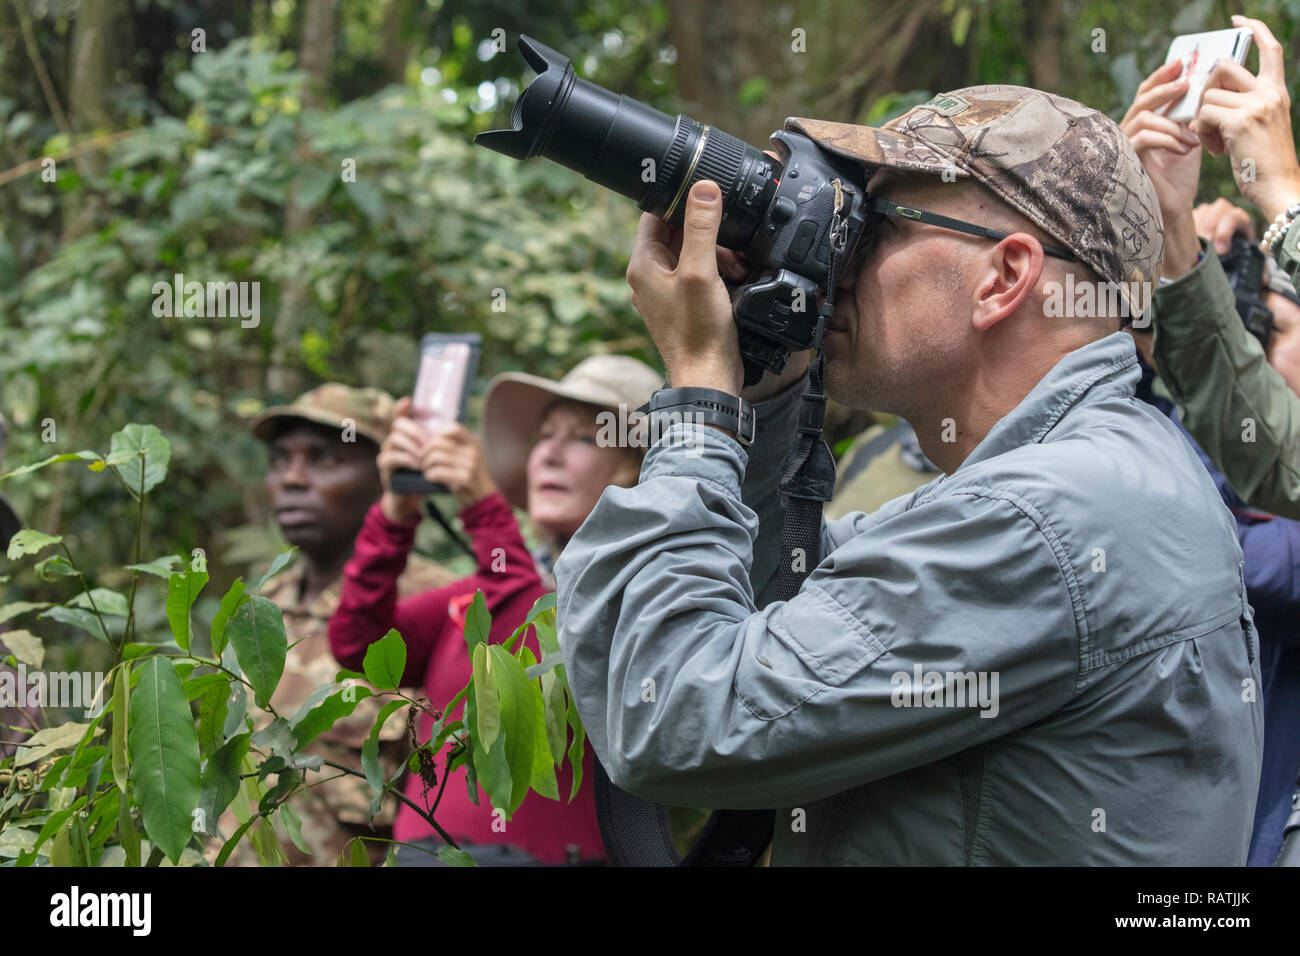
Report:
212,384,453,866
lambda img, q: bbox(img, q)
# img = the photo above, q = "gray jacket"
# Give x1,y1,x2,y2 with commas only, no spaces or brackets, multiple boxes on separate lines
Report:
556,332,1264,864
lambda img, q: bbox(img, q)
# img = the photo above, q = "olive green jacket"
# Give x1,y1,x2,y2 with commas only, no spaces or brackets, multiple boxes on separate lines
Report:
1148,236,1300,518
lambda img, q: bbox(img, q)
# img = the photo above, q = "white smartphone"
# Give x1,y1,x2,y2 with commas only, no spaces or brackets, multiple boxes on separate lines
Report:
1163,27,1253,123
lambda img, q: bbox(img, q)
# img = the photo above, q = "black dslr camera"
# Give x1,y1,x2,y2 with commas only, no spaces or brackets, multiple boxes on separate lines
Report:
1220,236,1275,350
476,36,870,386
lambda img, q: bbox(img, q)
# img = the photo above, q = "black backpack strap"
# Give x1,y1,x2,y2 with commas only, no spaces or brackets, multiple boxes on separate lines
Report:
591,757,773,866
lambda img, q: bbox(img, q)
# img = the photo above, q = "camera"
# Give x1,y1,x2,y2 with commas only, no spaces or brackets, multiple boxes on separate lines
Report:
475,36,870,386
1219,236,1275,350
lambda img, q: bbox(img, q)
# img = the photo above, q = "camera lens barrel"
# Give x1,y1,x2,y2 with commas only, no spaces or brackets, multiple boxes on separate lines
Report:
477,37,779,250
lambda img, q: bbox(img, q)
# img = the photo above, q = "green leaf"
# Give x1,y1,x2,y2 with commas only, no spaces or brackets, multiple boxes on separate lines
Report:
463,590,490,654
368,698,408,743
196,681,230,754
124,555,182,579
471,641,500,752
289,682,371,748
0,602,51,625
435,845,477,867
1,629,44,667
361,736,383,795
165,567,208,652
197,732,249,827
40,606,113,646
16,722,96,767
50,817,87,866
249,717,322,770
69,587,129,616
483,645,539,816
362,629,406,690
279,802,310,855
566,689,586,803
111,668,130,792
118,797,141,867
340,836,370,867
541,669,567,767
210,577,245,659
223,682,248,739
0,450,99,483
6,528,62,560
255,547,298,593
34,554,77,581
532,607,560,658
107,424,171,495
225,594,287,708
128,656,201,865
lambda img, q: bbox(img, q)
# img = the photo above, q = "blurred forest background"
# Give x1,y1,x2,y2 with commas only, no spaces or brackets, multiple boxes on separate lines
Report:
3,0,1300,672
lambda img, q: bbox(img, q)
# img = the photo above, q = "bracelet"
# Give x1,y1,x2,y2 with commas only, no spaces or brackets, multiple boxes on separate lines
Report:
1261,202,1300,255
639,386,757,446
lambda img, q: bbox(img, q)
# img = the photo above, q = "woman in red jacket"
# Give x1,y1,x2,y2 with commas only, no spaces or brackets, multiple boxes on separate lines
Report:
329,355,661,866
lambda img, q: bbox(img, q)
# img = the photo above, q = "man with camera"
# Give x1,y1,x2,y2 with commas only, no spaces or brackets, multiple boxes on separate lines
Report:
554,87,1263,864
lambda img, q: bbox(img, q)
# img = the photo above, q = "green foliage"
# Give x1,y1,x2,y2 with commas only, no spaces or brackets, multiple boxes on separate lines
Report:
0,423,584,866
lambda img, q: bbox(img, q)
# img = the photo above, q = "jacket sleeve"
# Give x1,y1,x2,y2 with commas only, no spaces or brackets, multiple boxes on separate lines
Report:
555,416,1079,809
329,492,541,684
1149,240,1300,519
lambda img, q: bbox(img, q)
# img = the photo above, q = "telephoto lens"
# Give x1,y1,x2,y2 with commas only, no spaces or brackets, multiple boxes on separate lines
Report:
475,36,781,251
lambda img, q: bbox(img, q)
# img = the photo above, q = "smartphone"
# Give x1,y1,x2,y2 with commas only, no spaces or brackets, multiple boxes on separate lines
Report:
1163,27,1253,123
389,332,482,496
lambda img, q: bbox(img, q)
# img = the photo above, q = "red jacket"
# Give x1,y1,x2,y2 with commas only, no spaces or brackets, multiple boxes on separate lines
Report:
329,492,606,864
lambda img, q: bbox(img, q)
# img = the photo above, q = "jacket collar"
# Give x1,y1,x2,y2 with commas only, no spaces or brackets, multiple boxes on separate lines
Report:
952,330,1140,474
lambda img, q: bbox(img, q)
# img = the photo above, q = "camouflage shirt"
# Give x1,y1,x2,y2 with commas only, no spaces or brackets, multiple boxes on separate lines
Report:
212,552,454,866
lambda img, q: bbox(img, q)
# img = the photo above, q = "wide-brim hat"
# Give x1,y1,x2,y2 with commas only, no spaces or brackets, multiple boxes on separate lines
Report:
483,355,663,511
250,383,397,448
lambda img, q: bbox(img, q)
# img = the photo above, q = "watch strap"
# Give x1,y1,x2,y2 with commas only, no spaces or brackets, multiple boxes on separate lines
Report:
639,386,756,446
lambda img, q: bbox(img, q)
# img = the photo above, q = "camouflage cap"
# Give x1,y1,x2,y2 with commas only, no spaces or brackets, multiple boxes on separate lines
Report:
251,383,396,447
785,85,1164,311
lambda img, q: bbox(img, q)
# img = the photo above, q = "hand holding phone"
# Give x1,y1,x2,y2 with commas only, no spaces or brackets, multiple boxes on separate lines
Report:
1162,27,1252,123
388,333,482,497
1187,15,1300,223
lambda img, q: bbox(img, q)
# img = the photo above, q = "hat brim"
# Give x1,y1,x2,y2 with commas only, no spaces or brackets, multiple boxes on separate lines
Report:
482,372,643,513
783,117,971,180
250,407,384,446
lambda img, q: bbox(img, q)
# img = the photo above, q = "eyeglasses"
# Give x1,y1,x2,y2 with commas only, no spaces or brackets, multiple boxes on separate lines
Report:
861,197,1078,263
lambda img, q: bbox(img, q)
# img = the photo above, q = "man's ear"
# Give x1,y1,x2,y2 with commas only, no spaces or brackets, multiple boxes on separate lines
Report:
971,233,1044,332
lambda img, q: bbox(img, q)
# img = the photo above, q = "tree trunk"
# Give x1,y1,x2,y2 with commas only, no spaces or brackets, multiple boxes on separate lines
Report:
268,0,338,398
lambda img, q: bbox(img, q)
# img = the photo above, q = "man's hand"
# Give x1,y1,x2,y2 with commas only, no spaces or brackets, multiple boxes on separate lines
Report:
1193,197,1256,255
626,179,744,394
1191,16,1300,223
1120,60,1203,278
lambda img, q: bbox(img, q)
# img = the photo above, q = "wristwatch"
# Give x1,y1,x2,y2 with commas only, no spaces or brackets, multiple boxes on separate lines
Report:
638,385,756,446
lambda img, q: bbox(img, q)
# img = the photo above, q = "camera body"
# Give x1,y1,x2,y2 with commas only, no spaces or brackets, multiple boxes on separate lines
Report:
476,36,871,385
1220,236,1275,351
727,130,868,380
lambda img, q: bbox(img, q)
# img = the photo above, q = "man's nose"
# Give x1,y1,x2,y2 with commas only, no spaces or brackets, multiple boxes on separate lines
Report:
278,454,312,488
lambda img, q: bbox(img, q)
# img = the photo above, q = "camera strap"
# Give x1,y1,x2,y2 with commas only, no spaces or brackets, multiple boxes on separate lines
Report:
590,180,855,867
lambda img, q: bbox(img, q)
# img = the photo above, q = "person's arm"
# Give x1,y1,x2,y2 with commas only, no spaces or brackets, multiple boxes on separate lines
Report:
329,491,541,682
555,421,1078,809
1148,240,1300,518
